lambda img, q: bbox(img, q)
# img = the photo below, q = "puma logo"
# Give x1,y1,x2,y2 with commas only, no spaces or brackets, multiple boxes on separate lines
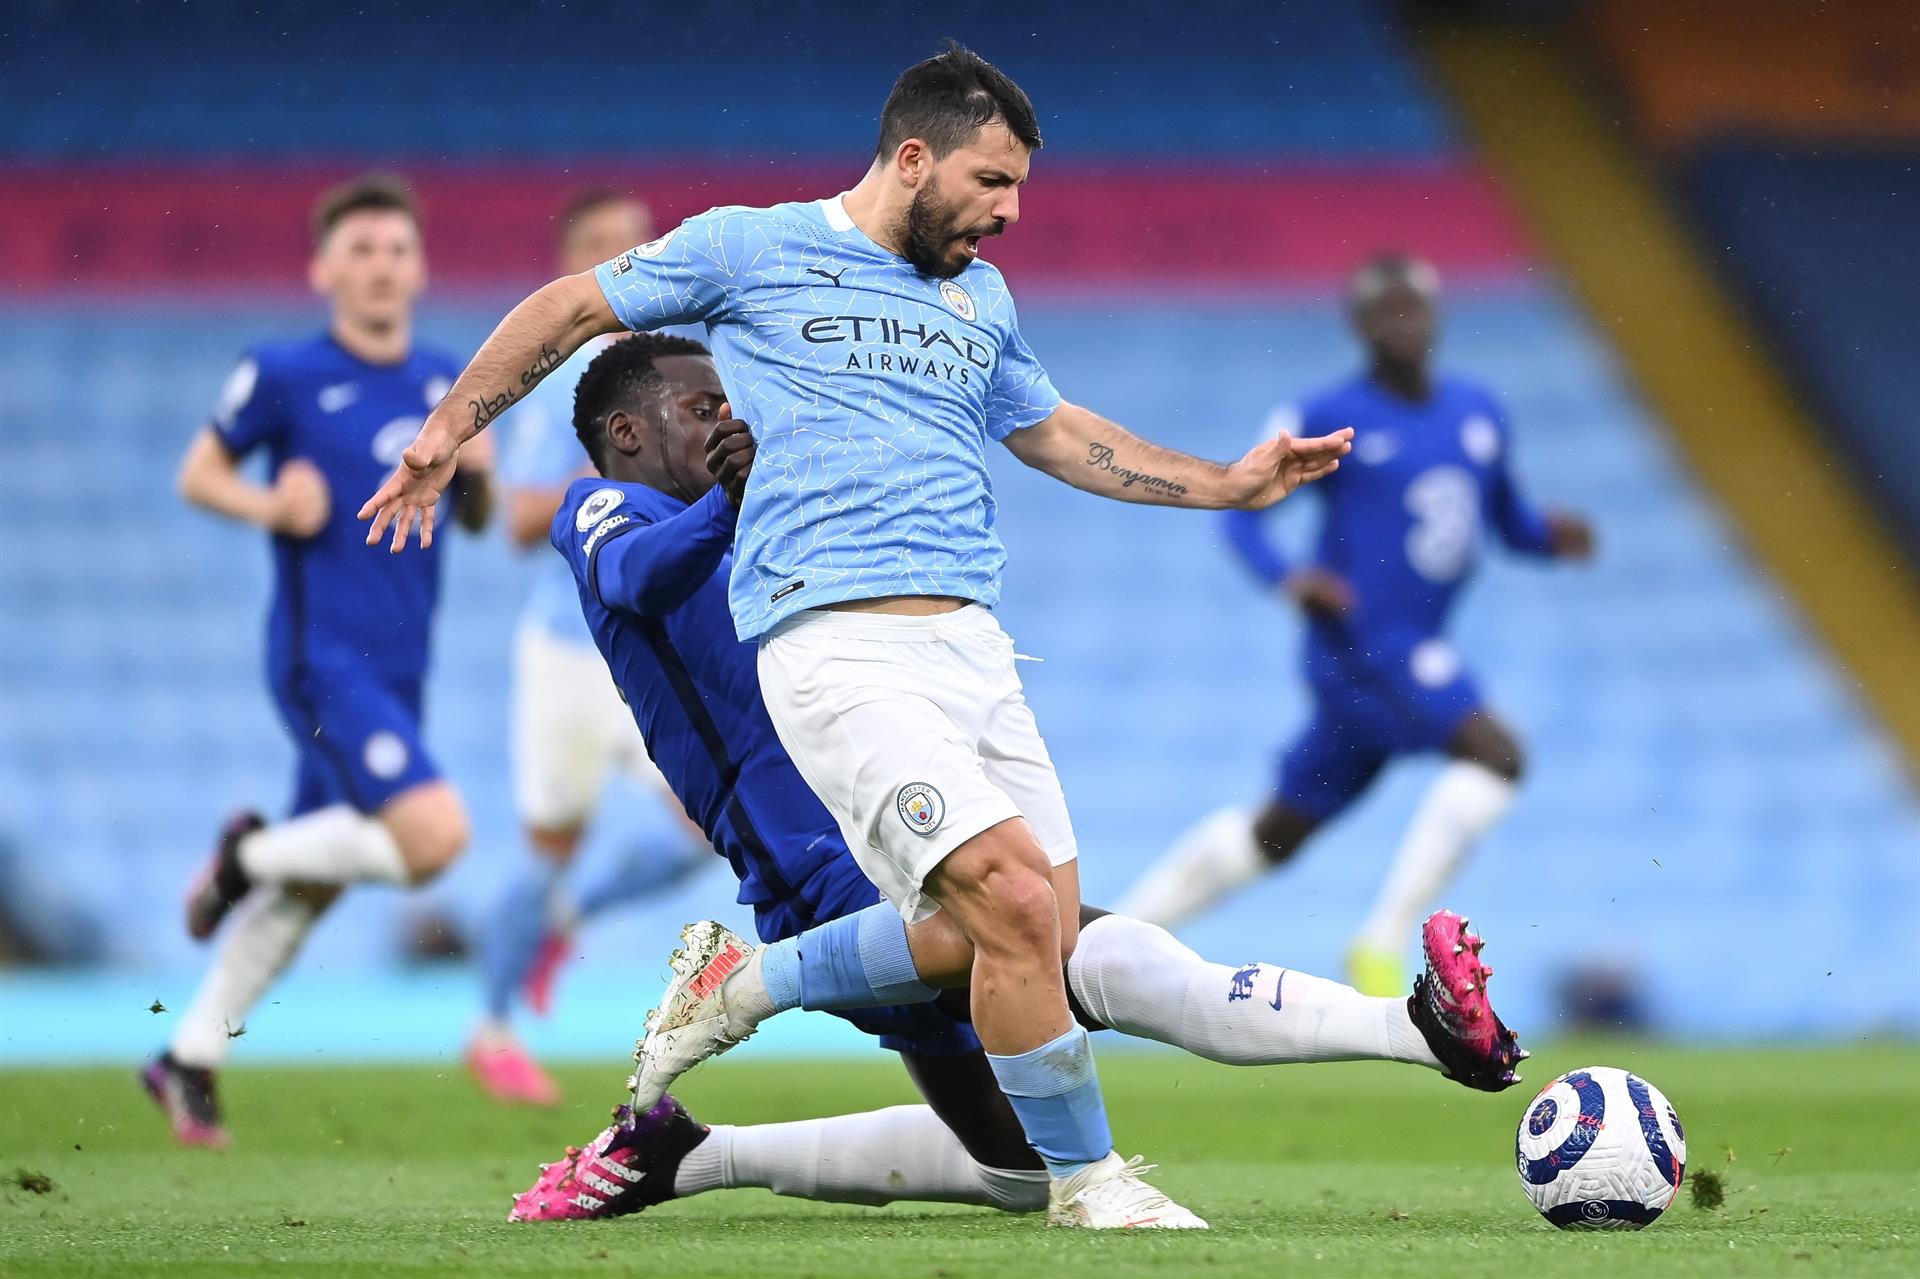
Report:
804,266,846,287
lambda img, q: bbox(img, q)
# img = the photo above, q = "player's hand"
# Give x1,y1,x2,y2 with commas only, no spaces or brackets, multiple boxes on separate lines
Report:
358,416,461,553
1283,567,1354,619
705,405,756,509
1227,428,1353,509
1547,511,1595,561
270,458,331,538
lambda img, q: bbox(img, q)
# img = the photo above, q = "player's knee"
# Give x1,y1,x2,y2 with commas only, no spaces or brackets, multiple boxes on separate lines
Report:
386,792,470,884
969,861,1059,959
1251,803,1315,866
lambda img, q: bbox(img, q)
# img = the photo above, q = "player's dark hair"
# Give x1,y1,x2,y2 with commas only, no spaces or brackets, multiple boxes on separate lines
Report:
311,174,421,245
573,332,714,474
875,41,1041,162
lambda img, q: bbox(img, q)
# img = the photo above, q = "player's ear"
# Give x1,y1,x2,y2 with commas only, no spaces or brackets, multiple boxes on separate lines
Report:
307,247,329,299
894,138,928,187
604,408,640,457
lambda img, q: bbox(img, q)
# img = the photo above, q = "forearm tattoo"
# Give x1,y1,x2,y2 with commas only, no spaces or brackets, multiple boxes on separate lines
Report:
466,343,564,435
1085,442,1189,497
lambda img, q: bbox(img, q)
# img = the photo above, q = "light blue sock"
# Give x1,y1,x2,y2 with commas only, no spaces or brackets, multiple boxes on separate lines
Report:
987,1025,1113,1177
480,854,562,1020
753,904,936,1014
574,837,707,919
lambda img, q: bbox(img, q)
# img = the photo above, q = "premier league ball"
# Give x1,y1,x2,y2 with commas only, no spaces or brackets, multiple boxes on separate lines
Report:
1515,1065,1687,1230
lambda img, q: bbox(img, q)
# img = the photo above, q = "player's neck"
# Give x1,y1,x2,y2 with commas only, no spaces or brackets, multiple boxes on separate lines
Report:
840,170,907,258
330,315,411,366
1370,359,1430,403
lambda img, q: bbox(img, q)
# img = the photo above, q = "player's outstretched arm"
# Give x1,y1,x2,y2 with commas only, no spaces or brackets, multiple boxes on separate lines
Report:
358,272,622,552
1002,400,1352,510
177,428,330,537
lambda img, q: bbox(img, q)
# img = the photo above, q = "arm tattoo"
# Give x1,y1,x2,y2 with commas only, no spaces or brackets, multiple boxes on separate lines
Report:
467,344,564,434
1085,442,1189,497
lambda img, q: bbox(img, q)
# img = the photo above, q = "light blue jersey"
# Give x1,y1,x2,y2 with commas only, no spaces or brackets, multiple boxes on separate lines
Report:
594,195,1061,640
500,339,608,644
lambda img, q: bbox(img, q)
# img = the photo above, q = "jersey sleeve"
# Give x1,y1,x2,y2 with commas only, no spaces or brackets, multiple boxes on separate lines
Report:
594,208,741,333
983,297,1062,441
1218,405,1306,587
552,481,737,619
1482,395,1556,556
208,351,285,459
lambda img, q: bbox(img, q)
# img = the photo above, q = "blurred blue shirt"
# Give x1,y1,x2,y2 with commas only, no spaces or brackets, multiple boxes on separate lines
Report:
498,340,606,645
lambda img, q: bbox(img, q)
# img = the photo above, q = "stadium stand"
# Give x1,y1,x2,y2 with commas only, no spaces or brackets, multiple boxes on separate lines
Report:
2,0,1917,1054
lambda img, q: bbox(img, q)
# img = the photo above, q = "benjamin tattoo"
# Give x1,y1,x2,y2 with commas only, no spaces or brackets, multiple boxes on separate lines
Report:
1085,442,1189,497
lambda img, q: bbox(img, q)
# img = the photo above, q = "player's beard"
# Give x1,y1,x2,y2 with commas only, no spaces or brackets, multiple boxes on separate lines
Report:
900,177,992,280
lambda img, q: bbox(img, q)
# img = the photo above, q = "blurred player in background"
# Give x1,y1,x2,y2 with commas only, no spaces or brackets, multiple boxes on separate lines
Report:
468,190,711,1106
1117,253,1593,996
146,176,494,1146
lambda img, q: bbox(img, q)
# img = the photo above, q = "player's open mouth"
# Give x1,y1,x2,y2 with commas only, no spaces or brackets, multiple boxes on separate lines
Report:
962,235,981,255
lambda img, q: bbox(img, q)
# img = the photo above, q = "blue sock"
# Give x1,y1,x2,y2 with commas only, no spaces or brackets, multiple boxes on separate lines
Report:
481,854,562,1020
987,1025,1113,1177
574,837,707,919
753,904,935,1014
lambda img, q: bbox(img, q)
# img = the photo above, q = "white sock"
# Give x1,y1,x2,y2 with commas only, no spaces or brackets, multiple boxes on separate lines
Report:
1068,913,1440,1070
236,805,408,886
1111,806,1266,928
672,1105,1047,1213
169,887,324,1066
1353,762,1515,952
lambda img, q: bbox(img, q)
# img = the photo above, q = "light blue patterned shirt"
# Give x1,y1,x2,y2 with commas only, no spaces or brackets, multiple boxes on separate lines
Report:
594,195,1061,640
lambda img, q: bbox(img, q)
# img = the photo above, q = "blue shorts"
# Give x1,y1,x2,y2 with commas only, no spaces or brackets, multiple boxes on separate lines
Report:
1277,640,1482,820
270,665,441,817
755,852,982,1059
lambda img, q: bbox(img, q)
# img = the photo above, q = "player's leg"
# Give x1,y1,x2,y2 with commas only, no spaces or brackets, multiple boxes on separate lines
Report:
1113,704,1383,929
187,676,465,937
1350,696,1521,994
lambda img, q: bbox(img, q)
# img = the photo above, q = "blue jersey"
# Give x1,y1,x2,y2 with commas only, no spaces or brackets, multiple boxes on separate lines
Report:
549,477,848,911
500,339,606,645
594,196,1062,640
1223,373,1554,686
211,333,462,684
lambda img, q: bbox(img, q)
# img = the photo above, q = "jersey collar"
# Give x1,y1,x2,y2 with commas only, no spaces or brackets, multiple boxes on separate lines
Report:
819,192,856,232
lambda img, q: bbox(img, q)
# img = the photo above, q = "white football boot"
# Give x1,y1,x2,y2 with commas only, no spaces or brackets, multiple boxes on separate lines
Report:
1046,1152,1209,1229
628,921,762,1112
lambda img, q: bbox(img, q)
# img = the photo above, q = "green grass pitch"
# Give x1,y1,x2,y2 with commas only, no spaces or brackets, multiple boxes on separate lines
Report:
2,1042,1916,1277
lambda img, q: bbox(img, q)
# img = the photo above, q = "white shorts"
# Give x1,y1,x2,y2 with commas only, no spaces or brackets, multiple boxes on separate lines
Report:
511,621,669,831
756,605,1079,924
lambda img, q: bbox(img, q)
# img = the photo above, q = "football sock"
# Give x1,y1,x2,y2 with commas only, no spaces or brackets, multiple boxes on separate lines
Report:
573,834,711,920
1111,806,1264,928
724,904,935,1026
169,886,324,1067
1067,913,1441,1070
1353,762,1514,953
673,1106,1047,1212
986,1026,1113,1177
236,805,407,886
480,852,564,1021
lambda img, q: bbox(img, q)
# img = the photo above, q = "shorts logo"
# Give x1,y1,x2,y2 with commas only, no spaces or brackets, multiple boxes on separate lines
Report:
896,783,944,837
939,280,976,321
363,731,409,781
576,487,625,531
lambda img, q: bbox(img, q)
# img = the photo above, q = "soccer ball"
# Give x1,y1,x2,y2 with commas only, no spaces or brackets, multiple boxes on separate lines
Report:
1515,1065,1686,1230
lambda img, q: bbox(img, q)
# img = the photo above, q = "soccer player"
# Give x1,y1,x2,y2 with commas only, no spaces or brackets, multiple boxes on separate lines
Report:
1115,253,1595,996
469,189,711,1106
361,45,1353,1228
497,334,1521,1223
145,177,493,1147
